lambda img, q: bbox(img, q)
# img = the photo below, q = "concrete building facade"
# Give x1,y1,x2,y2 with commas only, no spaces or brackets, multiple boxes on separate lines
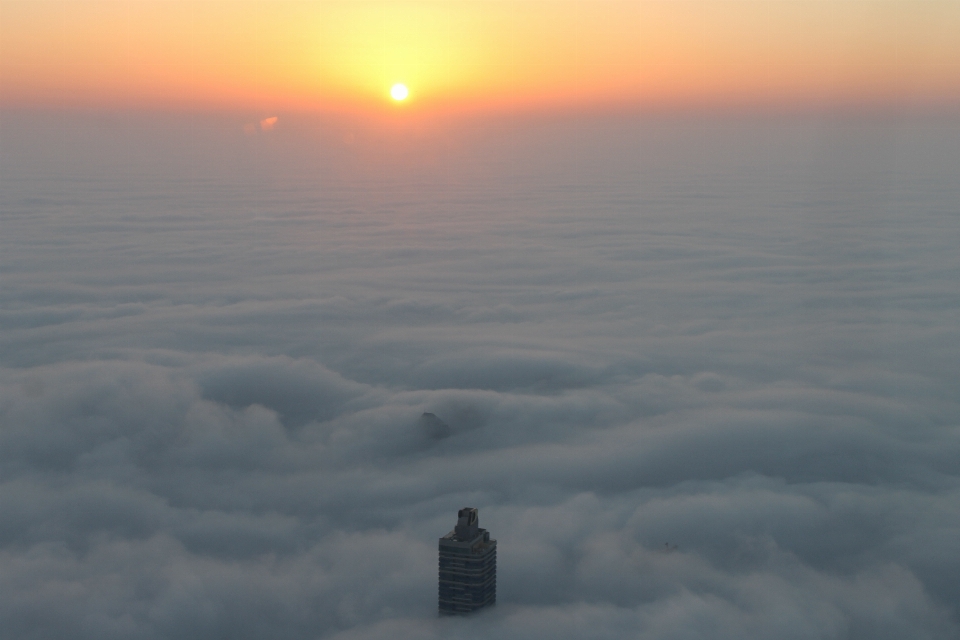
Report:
438,507,497,615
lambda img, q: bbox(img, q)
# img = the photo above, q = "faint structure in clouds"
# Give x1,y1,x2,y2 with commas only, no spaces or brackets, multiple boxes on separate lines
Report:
439,508,497,615
419,412,451,440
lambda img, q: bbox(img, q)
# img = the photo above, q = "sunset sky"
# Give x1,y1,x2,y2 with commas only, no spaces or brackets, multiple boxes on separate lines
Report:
2,0,959,114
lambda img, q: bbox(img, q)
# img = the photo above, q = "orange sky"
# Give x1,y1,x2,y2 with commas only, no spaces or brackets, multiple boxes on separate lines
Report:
1,0,959,114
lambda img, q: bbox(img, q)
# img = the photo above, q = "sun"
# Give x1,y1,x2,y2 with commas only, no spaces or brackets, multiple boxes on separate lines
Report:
390,83,409,101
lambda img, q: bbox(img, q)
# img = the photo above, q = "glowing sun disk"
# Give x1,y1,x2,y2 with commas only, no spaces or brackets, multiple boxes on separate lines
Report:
390,83,409,101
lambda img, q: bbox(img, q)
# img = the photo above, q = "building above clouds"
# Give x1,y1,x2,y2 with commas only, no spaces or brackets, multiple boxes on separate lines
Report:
438,507,497,615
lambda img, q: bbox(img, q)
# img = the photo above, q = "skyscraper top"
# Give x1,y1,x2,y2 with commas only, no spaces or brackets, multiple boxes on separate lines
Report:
439,507,497,614
454,507,479,541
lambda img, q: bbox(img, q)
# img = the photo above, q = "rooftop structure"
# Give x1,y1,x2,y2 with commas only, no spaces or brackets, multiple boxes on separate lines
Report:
438,507,497,615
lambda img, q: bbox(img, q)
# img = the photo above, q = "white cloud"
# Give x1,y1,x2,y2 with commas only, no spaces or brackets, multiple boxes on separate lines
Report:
1,112,958,638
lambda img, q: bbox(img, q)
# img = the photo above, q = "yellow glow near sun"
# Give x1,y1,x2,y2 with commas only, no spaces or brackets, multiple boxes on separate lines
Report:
390,83,409,101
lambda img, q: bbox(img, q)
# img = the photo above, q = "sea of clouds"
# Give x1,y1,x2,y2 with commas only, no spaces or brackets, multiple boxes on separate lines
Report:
1,111,958,639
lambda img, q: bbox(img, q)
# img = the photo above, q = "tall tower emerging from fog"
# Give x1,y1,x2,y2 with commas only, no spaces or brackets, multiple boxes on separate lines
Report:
438,507,497,615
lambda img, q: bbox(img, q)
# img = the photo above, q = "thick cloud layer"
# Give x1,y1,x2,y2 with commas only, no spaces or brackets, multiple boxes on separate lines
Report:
1,112,959,639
